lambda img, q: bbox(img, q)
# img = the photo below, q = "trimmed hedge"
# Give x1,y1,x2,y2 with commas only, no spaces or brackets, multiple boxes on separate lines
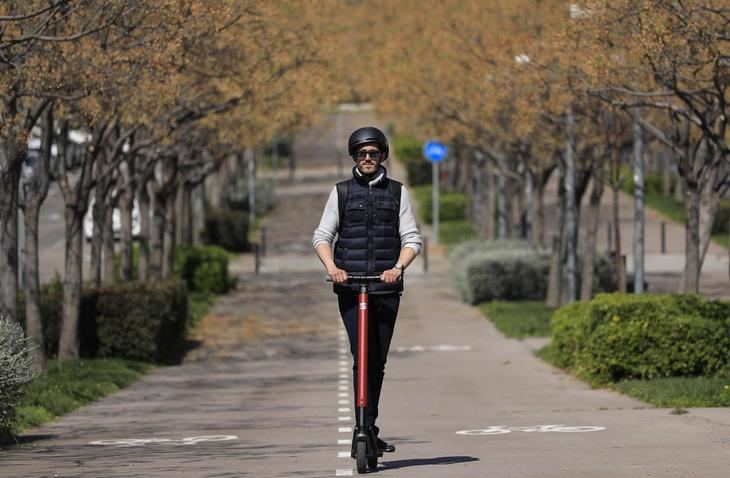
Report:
202,208,250,252
18,279,189,364
21,245,228,361
80,280,188,364
551,293,730,385
412,185,467,223
174,245,230,294
450,240,616,304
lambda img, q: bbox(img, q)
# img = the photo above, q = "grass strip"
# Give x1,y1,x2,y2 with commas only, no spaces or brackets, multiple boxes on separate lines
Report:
479,301,554,338
613,376,730,408
187,291,216,333
537,343,730,407
13,359,153,435
632,191,728,249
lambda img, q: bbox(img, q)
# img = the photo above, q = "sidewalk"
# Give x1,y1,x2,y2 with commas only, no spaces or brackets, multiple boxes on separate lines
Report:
3,115,729,478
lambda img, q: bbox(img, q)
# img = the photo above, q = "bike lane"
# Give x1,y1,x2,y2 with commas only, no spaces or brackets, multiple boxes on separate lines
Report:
369,258,730,477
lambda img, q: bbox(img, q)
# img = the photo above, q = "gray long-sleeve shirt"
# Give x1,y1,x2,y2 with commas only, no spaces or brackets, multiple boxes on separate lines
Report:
312,180,422,255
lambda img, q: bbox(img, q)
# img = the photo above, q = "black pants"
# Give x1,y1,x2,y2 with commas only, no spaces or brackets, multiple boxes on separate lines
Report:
338,292,400,429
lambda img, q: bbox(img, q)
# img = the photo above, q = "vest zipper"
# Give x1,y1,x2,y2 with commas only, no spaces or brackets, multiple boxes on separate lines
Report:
367,184,374,274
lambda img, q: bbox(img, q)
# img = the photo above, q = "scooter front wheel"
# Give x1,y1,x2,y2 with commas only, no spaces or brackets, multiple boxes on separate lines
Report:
355,441,367,473
367,455,378,470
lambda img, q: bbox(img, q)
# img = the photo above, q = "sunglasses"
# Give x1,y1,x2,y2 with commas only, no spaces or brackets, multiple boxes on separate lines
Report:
353,150,383,161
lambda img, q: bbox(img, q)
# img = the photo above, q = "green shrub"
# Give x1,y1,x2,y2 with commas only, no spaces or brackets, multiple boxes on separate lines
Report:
17,274,64,358
81,280,188,364
174,245,229,294
620,168,677,196
450,240,617,304
202,208,250,252
412,185,466,223
550,293,730,385
393,135,431,186
0,315,36,442
711,200,730,235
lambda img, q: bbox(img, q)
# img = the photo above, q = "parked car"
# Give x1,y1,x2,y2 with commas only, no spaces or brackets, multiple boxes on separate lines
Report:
84,195,141,241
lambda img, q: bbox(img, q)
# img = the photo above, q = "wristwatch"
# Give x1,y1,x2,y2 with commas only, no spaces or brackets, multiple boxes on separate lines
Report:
394,263,405,271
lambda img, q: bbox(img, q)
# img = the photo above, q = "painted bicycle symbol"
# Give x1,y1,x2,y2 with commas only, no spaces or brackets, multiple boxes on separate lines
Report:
89,435,238,447
456,425,605,436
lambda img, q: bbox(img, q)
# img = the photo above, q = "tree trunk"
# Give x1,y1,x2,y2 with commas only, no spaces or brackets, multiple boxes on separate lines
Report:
150,190,165,279
0,148,21,322
23,206,46,370
698,159,721,270
162,191,177,279
564,110,578,303
175,182,185,245
546,163,566,308
472,156,484,235
58,205,84,359
21,105,53,371
534,172,546,248
612,185,627,293
662,150,671,197
633,118,645,294
90,186,104,287
683,184,701,293
137,184,151,281
176,182,193,246
674,169,685,202
497,159,507,239
119,188,134,281
511,175,524,239
483,159,495,239
525,169,533,246
580,164,605,301
193,183,204,246
102,199,115,283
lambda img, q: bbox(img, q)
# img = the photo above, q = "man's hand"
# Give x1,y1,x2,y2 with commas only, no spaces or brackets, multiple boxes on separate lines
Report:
381,267,402,284
327,266,348,284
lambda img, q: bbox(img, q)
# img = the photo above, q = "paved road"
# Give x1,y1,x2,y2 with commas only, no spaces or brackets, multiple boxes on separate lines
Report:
3,112,730,477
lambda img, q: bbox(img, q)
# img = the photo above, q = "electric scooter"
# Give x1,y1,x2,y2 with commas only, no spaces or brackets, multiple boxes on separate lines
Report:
327,274,386,474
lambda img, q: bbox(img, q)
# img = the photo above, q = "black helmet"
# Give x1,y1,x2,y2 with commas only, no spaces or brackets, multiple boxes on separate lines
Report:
347,126,389,161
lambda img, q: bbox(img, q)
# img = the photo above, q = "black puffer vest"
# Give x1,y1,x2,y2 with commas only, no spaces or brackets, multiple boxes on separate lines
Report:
333,166,402,294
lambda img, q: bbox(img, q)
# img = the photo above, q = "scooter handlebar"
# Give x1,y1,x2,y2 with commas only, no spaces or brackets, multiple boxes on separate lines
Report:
325,274,384,283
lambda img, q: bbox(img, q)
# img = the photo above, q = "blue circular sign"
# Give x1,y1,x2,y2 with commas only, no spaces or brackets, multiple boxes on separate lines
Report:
423,141,448,162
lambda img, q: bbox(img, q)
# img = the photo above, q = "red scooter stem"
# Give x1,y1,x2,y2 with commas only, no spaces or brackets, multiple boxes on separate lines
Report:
357,286,368,408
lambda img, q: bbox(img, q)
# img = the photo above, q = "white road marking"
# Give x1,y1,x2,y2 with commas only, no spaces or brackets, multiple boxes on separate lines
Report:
339,367,348,372
339,348,348,354
339,416,350,422
339,427,352,433
336,469,353,476
338,439,350,445
339,400,349,405
339,361,348,366
339,379,348,384
338,451,350,458
89,435,238,447
456,425,606,435
339,392,348,398
339,408,350,413
395,344,472,353
339,385,348,391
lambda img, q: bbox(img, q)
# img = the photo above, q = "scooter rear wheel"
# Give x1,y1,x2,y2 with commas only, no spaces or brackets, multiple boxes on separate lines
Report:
356,441,367,474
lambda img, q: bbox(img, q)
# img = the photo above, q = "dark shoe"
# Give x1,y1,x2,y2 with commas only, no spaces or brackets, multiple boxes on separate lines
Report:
377,437,395,453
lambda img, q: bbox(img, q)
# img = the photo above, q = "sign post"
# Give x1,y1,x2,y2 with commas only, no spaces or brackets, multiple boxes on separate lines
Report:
423,141,448,245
